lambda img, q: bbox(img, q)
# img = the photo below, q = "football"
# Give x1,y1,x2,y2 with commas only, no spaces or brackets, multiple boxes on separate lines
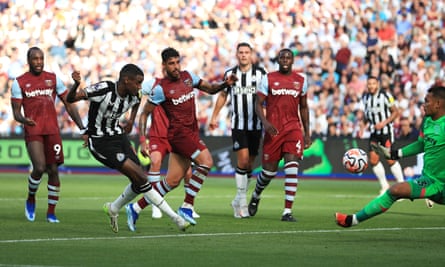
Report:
342,148,368,174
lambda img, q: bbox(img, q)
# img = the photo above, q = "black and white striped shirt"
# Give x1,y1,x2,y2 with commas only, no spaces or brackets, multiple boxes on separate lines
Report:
84,81,140,137
362,90,396,136
224,65,267,131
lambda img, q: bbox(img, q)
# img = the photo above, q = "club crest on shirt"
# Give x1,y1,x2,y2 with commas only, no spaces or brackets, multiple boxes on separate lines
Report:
184,78,192,87
150,144,158,150
294,81,300,90
45,80,53,87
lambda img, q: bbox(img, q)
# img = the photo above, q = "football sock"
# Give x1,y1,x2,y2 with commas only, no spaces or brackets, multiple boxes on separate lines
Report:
148,171,161,184
144,189,177,219
153,179,171,197
284,161,299,210
356,190,397,222
184,165,209,206
253,169,276,198
47,182,60,215
111,184,138,214
372,162,390,190
27,175,41,202
235,167,248,201
390,161,404,183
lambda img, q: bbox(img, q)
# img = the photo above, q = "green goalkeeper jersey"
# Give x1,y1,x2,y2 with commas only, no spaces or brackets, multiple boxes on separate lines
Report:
402,115,445,183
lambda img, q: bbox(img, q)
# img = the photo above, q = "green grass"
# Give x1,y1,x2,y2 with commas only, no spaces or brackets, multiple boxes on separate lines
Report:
0,173,444,267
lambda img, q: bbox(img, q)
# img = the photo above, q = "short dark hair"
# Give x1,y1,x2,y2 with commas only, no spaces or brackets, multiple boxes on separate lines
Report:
27,47,43,60
161,47,180,62
367,75,379,81
278,48,293,57
428,85,445,101
237,42,252,51
119,63,143,79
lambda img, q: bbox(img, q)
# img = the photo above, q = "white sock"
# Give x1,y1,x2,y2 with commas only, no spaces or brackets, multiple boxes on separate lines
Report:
283,208,292,215
372,162,389,189
111,184,138,213
132,202,142,213
235,172,248,203
390,161,404,182
352,214,359,225
181,202,193,209
144,189,177,219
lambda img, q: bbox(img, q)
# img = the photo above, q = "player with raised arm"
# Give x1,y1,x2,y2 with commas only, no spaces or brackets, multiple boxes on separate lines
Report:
125,78,197,231
129,47,237,228
66,65,189,233
336,84,445,227
10,47,85,223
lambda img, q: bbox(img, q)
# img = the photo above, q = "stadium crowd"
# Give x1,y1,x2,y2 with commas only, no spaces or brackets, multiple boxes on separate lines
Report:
0,0,444,139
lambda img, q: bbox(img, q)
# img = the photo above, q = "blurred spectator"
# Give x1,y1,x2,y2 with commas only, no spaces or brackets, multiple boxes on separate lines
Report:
396,116,420,140
0,0,443,139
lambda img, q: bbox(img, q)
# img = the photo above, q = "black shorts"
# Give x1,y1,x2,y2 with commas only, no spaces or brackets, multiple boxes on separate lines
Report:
88,134,139,170
369,133,394,150
231,129,262,155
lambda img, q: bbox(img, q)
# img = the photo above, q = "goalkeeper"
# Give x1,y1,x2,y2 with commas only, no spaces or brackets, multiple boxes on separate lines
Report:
335,84,445,227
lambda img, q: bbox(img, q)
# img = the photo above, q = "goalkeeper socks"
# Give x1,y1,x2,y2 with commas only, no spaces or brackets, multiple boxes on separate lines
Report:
356,190,397,222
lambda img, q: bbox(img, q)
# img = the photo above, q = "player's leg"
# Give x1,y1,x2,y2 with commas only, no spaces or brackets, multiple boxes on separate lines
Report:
43,134,64,223
336,176,439,227
119,157,189,232
146,150,164,218
233,148,250,218
183,166,200,218
279,132,304,222
369,141,390,195
386,135,404,183
24,138,46,222
248,161,278,216
176,150,210,225
249,134,279,217
45,164,60,223
281,155,301,222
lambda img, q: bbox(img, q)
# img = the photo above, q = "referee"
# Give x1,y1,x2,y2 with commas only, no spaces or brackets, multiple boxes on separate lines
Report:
362,75,404,195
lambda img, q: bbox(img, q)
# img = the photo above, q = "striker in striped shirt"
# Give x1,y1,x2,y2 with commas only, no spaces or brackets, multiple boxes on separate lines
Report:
362,78,398,138
82,81,140,137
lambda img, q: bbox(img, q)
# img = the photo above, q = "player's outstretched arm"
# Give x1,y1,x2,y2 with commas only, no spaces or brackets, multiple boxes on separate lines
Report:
67,71,87,103
198,74,238,95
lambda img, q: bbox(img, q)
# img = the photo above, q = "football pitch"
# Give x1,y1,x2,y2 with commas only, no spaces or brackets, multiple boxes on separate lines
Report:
0,173,444,267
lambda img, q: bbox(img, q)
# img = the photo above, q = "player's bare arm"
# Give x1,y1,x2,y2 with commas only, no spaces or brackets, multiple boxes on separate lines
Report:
123,104,140,134
198,74,238,95
66,71,87,103
11,101,36,126
255,93,278,136
59,94,85,131
209,90,228,130
299,94,312,148
138,101,156,157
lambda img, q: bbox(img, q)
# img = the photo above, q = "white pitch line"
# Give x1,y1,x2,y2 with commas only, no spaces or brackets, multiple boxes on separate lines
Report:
1,227,445,244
